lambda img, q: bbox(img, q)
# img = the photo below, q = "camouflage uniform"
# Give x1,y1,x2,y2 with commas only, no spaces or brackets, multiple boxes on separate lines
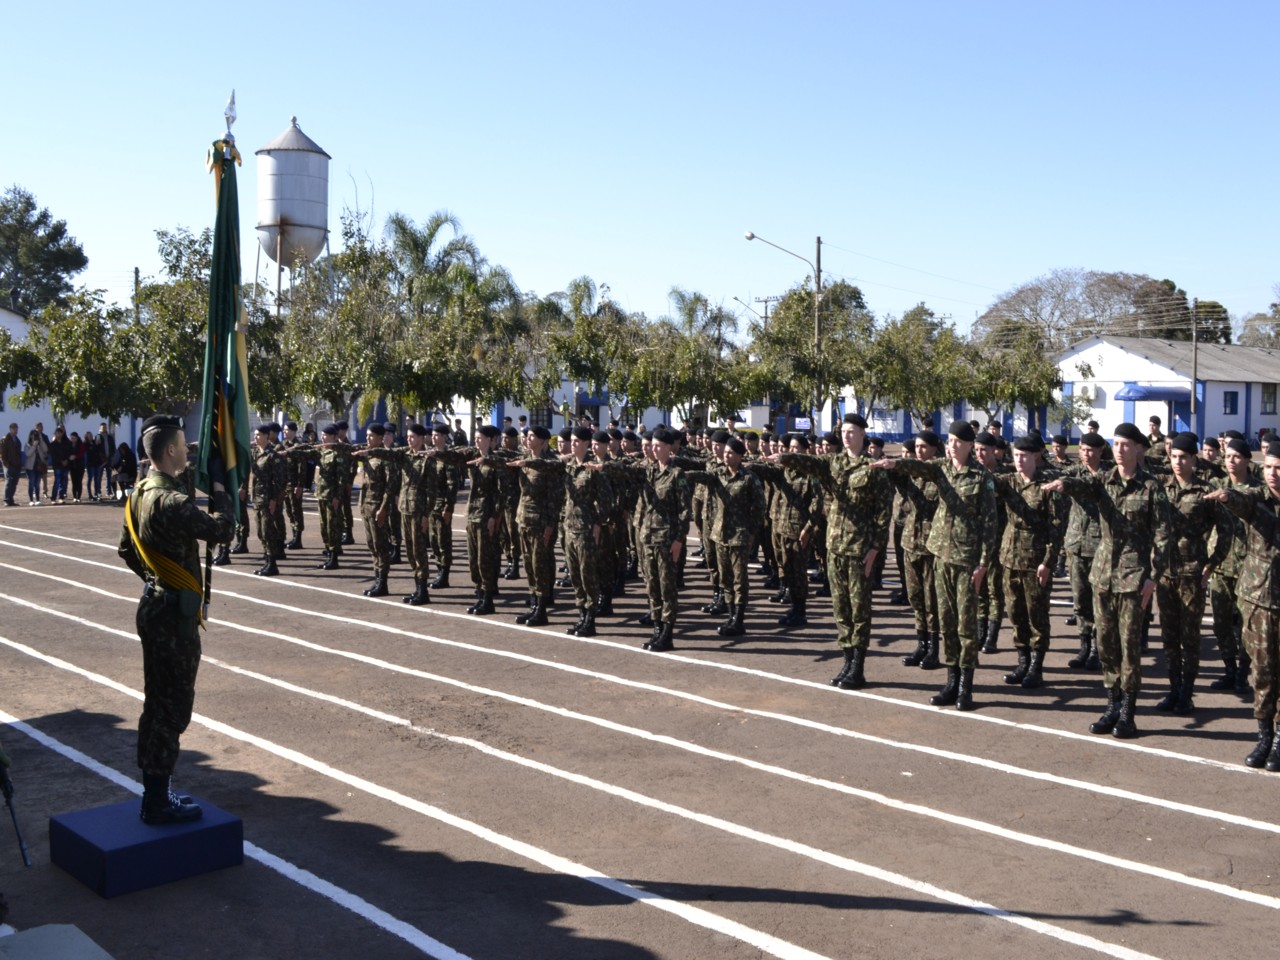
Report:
282,435,306,543
427,453,460,580
249,443,287,566
498,453,522,570
435,447,509,597
781,452,892,651
1063,462,1104,660
288,443,353,561
514,448,566,604
364,446,440,594
687,463,766,608
359,452,398,581
605,459,692,626
749,462,819,614
1209,473,1261,675
1056,466,1171,698
893,457,998,669
993,468,1064,660
118,471,234,776
978,462,1011,641
891,469,941,639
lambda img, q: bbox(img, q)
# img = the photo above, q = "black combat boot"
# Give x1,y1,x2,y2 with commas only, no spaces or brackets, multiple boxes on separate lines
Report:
566,607,587,635
1209,657,1236,690
1236,653,1253,698
576,606,597,638
777,602,807,627
1068,634,1092,669
364,576,389,598
643,620,663,649
902,630,929,667
982,617,1000,655
769,584,790,605
638,611,654,627
1112,691,1139,739
468,592,495,615
920,632,942,670
718,604,746,637
429,569,450,589
1004,649,1030,685
556,574,573,587
502,559,519,580
830,647,857,687
212,545,230,566
649,621,674,651
515,595,537,624
1245,719,1274,769
1021,649,1045,689
341,530,355,546
956,668,976,711
140,774,202,826
1154,672,1182,712
1085,632,1100,669
1265,727,1280,772
761,567,780,590
286,533,303,550
596,591,614,617
930,667,960,707
274,544,288,561
1065,614,1078,626
391,543,403,565
256,557,280,577
838,648,867,690
702,590,728,615
404,581,431,606
1175,673,1196,715
976,618,989,651
319,555,340,570
231,533,249,554
1089,687,1121,734
525,597,550,627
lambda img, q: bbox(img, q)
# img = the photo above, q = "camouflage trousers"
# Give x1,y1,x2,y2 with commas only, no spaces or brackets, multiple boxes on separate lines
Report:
136,589,201,777
935,561,981,668
565,530,602,610
892,522,906,590
1093,585,1146,694
596,521,622,592
403,510,431,584
429,508,454,572
643,541,680,624
704,536,721,591
904,551,939,635
500,506,521,562
978,558,1005,624
318,496,343,556
387,501,402,548
828,551,873,650
776,535,808,604
467,521,500,594
521,522,557,600
363,507,393,577
1068,552,1096,642
285,487,304,537
1003,566,1052,653
1242,601,1280,724
342,494,354,539
1157,577,1208,681
1211,575,1244,661
255,502,283,561
715,542,750,606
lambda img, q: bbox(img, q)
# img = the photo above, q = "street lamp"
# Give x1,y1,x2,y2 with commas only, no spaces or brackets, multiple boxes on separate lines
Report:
744,231,823,426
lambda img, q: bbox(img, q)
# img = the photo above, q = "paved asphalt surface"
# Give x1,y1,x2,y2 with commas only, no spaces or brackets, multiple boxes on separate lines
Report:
0,493,1276,960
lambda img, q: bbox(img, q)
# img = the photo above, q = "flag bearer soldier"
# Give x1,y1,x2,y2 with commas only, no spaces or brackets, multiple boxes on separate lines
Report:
1044,423,1171,739
118,415,234,824
892,430,942,670
1208,437,1260,696
1205,441,1280,768
1150,432,1230,714
993,436,1065,690
779,413,892,690
433,425,511,614
282,421,305,549
1063,433,1106,670
874,421,998,710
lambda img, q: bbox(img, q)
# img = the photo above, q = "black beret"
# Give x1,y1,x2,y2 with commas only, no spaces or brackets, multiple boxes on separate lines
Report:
1226,438,1251,458
1012,436,1041,452
1052,434,1069,446
432,423,452,435
407,423,427,436
1113,422,1149,447
1264,431,1278,443
366,423,386,436
948,421,976,443
651,427,677,445
711,430,731,444
1170,432,1198,455
255,422,274,434
916,430,942,448
1148,415,1162,426
502,416,512,423
608,428,623,440
996,437,1009,450
726,438,747,456
867,436,885,448
531,425,552,440
284,421,298,431
477,424,501,439
843,412,868,429
503,426,519,437
592,429,611,443
321,423,339,436
744,431,759,441
336,421,349,430
141,414,183,436
1087,420,1100,429
1079,433,1106,448
558,428,573,443
1267,441,1280,460
822,431,840,447
572,426,594,442
975,431,997,447
761,432,773,442
1223,429,1245,441
383,421,396,432
621,430,640,443
790,434,811,450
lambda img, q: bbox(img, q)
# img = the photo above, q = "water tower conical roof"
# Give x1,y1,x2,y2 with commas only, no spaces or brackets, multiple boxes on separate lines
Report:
256,117,331,158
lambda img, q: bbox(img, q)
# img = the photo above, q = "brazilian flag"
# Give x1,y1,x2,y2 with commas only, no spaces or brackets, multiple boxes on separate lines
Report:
195,136,252,524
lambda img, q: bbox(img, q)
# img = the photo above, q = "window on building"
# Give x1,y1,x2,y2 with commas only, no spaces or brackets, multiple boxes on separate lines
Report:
1264,385,1277,416
1223,391,1239,416
529,407,553,429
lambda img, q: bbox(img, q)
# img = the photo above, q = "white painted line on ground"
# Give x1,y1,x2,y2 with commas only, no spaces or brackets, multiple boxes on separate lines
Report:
0,525,1244,770
0,709,473,960
0,635,1165,960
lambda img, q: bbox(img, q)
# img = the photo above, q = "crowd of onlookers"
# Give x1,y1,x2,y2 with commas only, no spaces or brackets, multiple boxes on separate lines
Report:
1,421,137,507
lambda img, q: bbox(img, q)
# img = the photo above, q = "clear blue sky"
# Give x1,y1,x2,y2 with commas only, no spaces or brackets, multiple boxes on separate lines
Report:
9,1,1278,336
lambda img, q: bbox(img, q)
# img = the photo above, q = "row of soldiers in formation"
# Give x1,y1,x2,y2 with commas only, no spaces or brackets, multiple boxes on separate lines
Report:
226,413,1280,769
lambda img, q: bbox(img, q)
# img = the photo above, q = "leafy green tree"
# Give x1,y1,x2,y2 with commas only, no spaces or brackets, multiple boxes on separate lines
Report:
876,304,972,428
1192,299,1231,345
1238,291,1280,348
1131,278,1191,340
967,317,1063,432
0,185,89,316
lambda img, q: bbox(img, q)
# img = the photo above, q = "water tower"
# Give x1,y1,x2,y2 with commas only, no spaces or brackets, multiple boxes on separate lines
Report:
255,116,330,305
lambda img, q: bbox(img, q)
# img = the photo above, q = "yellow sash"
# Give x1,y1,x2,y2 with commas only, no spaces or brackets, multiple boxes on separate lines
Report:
125,486,206,628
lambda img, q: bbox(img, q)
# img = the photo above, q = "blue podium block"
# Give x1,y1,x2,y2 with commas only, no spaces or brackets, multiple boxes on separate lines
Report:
49,798,243,898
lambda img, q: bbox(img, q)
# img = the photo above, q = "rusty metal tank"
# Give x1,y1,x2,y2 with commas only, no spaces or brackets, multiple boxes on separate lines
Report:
255,117,330,267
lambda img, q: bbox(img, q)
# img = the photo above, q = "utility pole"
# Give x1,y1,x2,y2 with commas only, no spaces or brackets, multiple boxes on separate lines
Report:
814,236,822,428
133,267,141,323
1191,297,1199,437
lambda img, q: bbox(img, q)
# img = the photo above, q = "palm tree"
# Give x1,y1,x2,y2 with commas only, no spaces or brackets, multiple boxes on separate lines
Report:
385,210,481,322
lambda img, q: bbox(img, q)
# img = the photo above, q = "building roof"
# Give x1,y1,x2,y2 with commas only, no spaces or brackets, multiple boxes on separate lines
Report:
1062,335,1280,383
